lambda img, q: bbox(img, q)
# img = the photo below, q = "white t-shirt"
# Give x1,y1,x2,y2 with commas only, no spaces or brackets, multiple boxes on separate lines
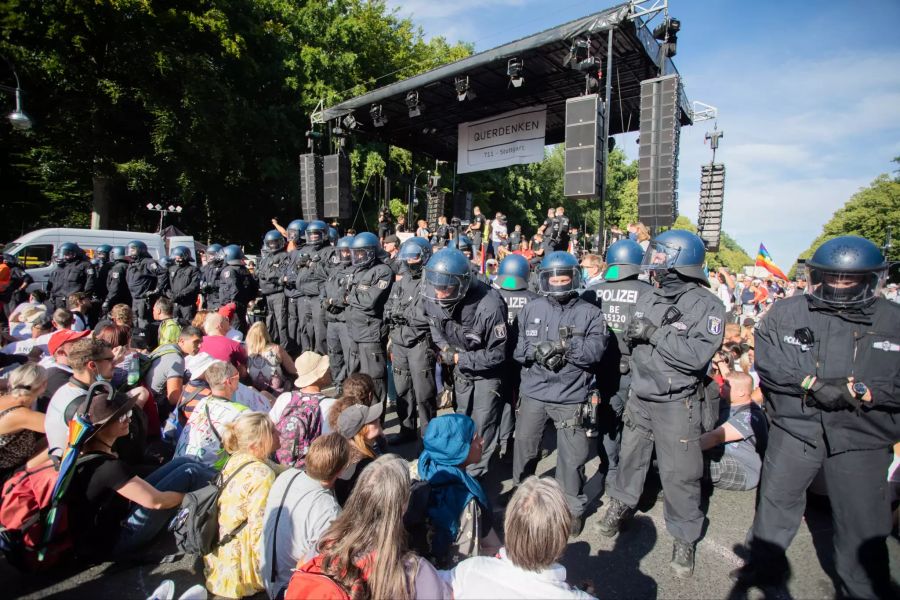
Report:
234,383,271,413
2,332,52,356
226,328,244,342
175,397,247,466
717,283,733,312
491,221,507,243
45,383,88,455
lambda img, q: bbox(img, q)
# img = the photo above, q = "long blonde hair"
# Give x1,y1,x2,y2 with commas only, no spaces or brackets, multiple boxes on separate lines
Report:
222,411,279,459
245,321,273,356
317,455,413,600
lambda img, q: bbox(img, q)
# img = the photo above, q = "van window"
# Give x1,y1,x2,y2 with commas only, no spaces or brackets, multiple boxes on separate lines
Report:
16,244,54,268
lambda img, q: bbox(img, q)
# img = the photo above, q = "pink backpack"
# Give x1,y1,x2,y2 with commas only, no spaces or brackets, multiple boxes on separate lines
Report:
274,392,322,468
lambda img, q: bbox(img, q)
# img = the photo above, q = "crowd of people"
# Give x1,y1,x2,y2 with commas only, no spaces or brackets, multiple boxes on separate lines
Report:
0,211,897,599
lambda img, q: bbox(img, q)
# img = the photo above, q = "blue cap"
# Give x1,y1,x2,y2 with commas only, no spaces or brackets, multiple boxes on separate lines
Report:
421,414,475,466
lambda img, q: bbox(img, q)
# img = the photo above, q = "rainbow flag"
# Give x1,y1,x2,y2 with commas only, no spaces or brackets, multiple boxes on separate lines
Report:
756,244,788,280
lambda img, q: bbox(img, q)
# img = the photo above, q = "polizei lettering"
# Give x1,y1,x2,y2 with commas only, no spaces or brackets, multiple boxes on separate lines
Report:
472,120,541,142
595,289,639,304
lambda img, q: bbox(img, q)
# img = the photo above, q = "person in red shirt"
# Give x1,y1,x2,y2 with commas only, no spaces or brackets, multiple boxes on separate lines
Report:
199,312,248,377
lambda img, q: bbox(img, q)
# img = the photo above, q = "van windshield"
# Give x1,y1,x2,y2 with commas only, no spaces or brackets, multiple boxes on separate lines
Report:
3,243,20,255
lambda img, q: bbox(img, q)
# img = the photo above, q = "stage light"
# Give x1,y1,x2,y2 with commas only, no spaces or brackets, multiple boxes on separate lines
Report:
455,76,476,102
507,58,524,88
406,90,424,118
370,104,387,127
564,38,591,69
342,114,358,130
652,18,680,57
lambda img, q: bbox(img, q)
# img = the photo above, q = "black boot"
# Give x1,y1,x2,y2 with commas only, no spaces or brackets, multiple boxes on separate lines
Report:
670,540,695,578
596,497,631,537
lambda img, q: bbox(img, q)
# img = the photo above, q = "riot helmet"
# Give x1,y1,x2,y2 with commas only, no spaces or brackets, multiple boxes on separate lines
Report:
349,232,381,268
305,220,328,245
423,249,471,307
206,243,224,264
110,246,128,263
397,237,433,276
806,235,888,307
496,254,530,291
126,240,149,260
337,235,354,265
641,229,707,284
95,244,112,263
158,256,173,269
263,230,286,253
2,254,18,267
286,219,308,244
449,235,474,260
328,227,339,246
604,239,644,281
223,244,244,266
538,251,581,297
59,242,80,263
171,245,193,266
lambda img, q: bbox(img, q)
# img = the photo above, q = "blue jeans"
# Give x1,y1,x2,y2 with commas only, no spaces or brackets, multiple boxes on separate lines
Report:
114,456,216,554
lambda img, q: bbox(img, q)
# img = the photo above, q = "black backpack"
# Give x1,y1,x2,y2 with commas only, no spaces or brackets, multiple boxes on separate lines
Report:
168,460,252,556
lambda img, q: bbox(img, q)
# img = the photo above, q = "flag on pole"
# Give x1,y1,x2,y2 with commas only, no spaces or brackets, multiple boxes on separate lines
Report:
755,244,788,280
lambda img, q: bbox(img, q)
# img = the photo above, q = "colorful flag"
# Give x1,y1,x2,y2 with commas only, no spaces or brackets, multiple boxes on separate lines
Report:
756,244,788,280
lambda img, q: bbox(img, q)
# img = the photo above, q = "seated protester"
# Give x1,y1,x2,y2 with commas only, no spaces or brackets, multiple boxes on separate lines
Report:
143,325,203,421
0,364,49,484
6,290,47,329
438,476,596,599
93,323,134,365
1,308,70,357
200,312,248,378
259,433,349,599
218,303,245,342
269,352,329,468
174,360,247,467
700,371,768,492
246,322,296,395
332,401,383,505
191,309,210,330
415,414,499,568
66,292,92,332
204,412,279,599
93,303,133,335
151,297,182,348
66,388,215,560
8,305,46,340
39,329,90,410
163,352,215,441
288,454,451,600
320,372,376,435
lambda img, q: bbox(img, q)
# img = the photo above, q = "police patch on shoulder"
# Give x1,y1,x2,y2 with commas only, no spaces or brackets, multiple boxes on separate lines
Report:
111,272,119,279
223,271,231,278
707,316,723,335
494,324,507,340
377,279,388,289
873,340,900,352
86,268,94,275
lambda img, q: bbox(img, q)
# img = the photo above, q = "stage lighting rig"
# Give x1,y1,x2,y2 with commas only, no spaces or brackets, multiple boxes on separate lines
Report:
564,37,599,72
342,114,358,130
406,90,424,118
370,104,387,127
455,76,476,102
507,58,524,88
652,17,680,57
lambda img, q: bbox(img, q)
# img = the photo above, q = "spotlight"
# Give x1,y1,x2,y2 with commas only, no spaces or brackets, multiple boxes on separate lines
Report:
146,203,154,210
342,114,358,130
370,104,387,127
507,58,524,88
564,37,598,71
406,90,424,118
455,76,476,102
652,17,680,57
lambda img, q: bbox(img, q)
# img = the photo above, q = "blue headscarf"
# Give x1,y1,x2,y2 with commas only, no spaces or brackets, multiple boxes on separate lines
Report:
417,414,490,556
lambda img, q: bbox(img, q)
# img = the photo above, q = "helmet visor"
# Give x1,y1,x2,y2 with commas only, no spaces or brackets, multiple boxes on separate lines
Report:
538,267,581,296
287,229,300,242
806,266,885,307
339,247,352,265
306,230,323,244
350,247,375,267
641,241,680,271
423,271,469,306
266,238,284,252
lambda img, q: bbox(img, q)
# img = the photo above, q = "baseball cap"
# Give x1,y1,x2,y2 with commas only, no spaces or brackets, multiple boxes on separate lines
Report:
336,403,383,439
48,329,91,356
218,303,237,319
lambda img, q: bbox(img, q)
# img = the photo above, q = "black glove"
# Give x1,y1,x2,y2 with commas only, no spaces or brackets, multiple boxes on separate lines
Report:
805,379,858,410
391,309,408,326
626,317,657,344
101,301,110,314
533,341,566,371
439,346,459,365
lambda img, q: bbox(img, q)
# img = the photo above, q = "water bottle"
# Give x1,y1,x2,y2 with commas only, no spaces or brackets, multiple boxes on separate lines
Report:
126,353,141,387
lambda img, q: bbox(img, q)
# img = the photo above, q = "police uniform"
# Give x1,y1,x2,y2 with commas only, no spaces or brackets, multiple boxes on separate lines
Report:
126,257,166,334
427,280,508,477
167,262,201,322
513,294,607,518
257,247,291,346
496,285,538,455
282,249,307,354
200,261,223,310
322,256,353,387
294,243,328,353
104,260,131,313
218,263,257,332
93,258,112,308
345,258,393,405
55,258,96,309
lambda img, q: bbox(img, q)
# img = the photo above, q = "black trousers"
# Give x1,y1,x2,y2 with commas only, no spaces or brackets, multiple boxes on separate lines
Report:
173,303,195,324
132,297,152,336
391,338,437,435
264,292,289,348
286,296,304,354
349,339,387,406
747,425,893,600
326,320,352,387
454,373,501,478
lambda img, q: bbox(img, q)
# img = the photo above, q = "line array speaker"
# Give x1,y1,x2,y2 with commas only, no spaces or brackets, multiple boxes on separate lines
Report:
426,190,446,231
563,93,606,199
637,74,681,231
697,163,725,251
323,153,352,220
452,190,473,222
299,153,323,221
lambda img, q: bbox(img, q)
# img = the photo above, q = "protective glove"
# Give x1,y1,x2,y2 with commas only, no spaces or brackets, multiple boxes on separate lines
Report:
439,346,459,365
805,379,858,410
101,301,110,315
626,317,657,344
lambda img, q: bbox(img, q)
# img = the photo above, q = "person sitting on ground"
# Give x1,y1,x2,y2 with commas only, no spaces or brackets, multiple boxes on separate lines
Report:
218,303,245,342
66,292,92,332
144,326,203,421
39,329,91,409
204,411,279,599
259,433,350,599
246,322,296,395
331,400,383,505
152,297,182,348
0,363,49,484
8,304,46,340
175,360,248,467
269,352,329,468
320,372,374,434
191,309,210,330
200,312,248,378
439,476,595,599
66,388,215,560
700,371,768,492
6,290,47,328
93,303,133,335
288,454,451,600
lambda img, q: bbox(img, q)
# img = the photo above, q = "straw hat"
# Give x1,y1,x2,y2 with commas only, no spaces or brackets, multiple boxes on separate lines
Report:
294,351,330,388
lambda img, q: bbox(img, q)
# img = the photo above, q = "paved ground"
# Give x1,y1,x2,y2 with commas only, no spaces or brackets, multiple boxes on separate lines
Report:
4,406,898,599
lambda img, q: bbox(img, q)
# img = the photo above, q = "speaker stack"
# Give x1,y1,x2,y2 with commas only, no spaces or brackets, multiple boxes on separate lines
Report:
299,154,323,221
323,153,352,220
563,93,606,199
697,163,725,251
426,191,446,231
637,74,681,232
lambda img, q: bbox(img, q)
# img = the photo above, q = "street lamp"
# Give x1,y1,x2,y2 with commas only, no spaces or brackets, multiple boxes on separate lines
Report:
146,202,183,231
2,58,32,131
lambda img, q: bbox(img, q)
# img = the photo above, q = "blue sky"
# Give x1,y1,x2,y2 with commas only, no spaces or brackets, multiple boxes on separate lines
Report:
387,0,900,269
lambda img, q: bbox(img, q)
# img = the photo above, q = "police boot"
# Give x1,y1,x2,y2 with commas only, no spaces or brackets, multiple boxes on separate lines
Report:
596,497,631,537
670,540,695,578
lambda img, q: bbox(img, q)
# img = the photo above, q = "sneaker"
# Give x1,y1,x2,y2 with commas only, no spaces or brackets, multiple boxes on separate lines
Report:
147,580,175,600
670,540,695,578
596,497,631,537
570,516,584,538
177,585,208,600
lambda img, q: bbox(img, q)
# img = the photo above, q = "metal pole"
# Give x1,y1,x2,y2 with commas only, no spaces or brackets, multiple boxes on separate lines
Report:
599,27,614,254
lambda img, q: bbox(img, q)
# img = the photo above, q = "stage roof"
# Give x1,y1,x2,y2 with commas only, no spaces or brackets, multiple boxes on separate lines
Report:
320,2,692,161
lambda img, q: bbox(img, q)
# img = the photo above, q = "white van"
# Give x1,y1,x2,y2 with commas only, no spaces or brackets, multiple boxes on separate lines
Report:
3,228,170,288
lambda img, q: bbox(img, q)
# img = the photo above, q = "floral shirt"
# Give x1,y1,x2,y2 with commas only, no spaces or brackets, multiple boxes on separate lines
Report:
175,396,247,468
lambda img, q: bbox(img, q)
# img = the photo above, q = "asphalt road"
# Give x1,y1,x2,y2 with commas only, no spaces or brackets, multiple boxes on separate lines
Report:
4,405,898,600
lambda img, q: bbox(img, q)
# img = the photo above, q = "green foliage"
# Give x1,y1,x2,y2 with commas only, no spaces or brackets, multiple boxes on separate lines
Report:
669,216,754,272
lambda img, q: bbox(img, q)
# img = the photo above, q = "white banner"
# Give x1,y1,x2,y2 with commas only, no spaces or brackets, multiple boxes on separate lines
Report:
457,105,546,174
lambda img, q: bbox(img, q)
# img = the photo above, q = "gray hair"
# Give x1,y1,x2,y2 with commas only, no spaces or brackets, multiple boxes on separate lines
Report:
504,476,572,571
8,363,48,398
203,312,227,335
204,361,237,389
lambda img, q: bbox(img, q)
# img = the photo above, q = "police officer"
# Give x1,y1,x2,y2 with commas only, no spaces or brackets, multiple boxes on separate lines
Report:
582,239,653,494
384,237,437,443
597,230,724,579
103,246,131,315
49,243,96,310
493,253,538,461
322,235,355,388
257,230,291,346
295,220,329,354
345,232,393,404
218,244,258,333
423,248,508,477
732,236,899,599
200,243,224,310
45,250,68,311
286,219,307,253
91,244,113,311
125,240,166,335
550,206,570,251
448,235,487,284
168,246,200,323
512,252,607,533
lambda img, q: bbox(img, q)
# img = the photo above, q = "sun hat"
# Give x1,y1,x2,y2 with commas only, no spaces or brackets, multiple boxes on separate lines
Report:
294,351,330,388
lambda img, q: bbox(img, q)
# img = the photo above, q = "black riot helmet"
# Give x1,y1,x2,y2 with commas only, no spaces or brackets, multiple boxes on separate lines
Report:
350,232,381,268
397,237,433,276
538,251,581,298
496,254,530,291
423,249,471,308
171,245,193,266
806,235,888,308
223,244,244,266
449,235,474,260
604,239,644,281
59,242,80,263
641,229,708,284
337,235,354,265
264,230,286,253
110,246,128,263
286,219,308,244
205,243,224,265
126,240,149,260
95,244,112,263
305,220,328,246
328,227,339,246
1,254,18,267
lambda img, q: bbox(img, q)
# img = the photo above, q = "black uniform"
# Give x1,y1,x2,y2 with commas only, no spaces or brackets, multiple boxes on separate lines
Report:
282,249,307,354
167,263,201,323
746,295,900,599
426,280,508,477
200,262,223,310
507,229,522,250
609,277,725,544
469,213,486,252
548,215,570,251
0,264,31,322
496,286,538,452
50,258,95,309
126,257,166,334
104,261,131,313
346,259,393,405
512,295,607,518
92,259,112,307
218,263,257,332
294,244,328,354
322,259,353,387
385,269,436,437
256,248,291,347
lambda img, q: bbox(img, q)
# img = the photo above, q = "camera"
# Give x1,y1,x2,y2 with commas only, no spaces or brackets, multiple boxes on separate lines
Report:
581,390,601,437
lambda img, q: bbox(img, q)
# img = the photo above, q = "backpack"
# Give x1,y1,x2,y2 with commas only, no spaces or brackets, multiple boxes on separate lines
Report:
168,459,253,557
0,455,104,572
249,349,286,395
285,554,372,600
274,392,322,468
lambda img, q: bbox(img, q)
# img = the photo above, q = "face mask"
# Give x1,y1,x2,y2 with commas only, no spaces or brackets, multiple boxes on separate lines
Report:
582,268,590,280
94,373,109,383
